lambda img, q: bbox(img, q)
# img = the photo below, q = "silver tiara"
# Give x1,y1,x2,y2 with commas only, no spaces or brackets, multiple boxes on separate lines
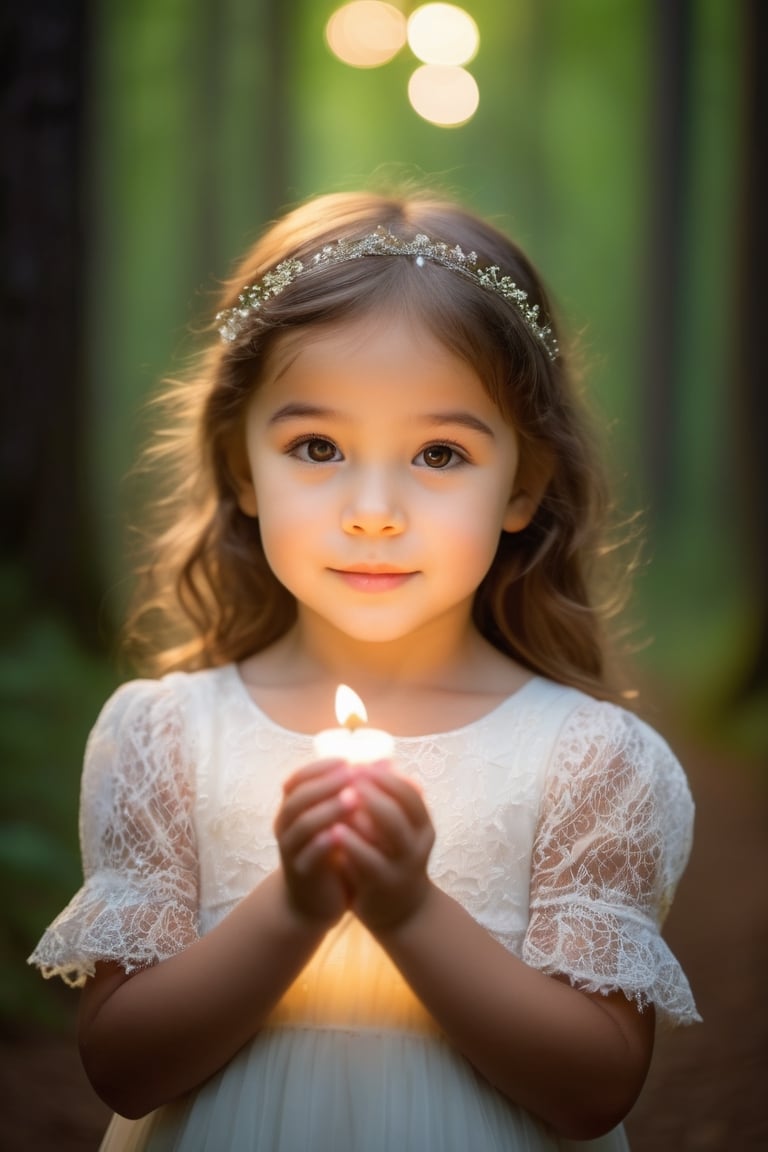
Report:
217,226,559,361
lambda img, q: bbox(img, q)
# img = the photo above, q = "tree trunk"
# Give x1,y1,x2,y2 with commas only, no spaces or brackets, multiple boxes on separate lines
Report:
732,0,768,703
0,0,100,641
644,0,693,527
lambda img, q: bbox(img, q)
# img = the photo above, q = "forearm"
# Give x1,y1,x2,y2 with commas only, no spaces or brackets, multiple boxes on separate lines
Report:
78,870,329,1117
374,881,654,1139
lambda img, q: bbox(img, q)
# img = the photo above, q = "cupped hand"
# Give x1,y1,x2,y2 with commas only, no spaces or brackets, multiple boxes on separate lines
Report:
274,759,359,926
332,762,435,933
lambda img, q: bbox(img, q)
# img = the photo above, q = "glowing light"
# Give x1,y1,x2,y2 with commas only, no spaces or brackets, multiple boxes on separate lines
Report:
407,3,479,66
326,2,408,69
313,685,395,763
335,684,367,728
408,64,479,126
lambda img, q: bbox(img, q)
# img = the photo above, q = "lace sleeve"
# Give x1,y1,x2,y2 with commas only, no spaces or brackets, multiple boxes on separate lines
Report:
27,678,199,987
522,703,700,1026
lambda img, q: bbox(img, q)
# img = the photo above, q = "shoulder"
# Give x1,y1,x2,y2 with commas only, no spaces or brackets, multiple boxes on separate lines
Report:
538,686,695,872
92,666,233,733
530,681,684,777
84,666,238,778
529,680,693,816
560,691,687,789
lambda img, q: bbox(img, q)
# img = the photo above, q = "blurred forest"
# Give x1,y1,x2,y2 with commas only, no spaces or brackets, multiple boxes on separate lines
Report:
1,0,765,1056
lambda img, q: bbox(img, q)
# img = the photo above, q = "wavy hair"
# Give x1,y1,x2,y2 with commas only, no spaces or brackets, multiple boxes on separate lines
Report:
123,190,633,699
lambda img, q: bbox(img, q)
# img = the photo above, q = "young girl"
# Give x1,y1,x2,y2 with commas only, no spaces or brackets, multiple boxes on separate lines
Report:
29,190,699,1151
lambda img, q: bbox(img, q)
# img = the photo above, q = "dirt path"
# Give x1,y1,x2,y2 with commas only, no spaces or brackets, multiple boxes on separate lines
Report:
624,735,768,1151
2,735,766,1151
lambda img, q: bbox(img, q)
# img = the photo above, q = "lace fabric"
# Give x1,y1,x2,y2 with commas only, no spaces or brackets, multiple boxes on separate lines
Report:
28,667,699,1027
522,704,700,1023
29,680,200,986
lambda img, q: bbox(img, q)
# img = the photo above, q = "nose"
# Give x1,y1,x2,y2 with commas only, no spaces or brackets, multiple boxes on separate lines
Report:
341,467,406,536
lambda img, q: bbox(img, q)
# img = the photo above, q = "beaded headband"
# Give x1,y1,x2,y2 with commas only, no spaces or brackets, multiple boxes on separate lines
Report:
216,226,559,361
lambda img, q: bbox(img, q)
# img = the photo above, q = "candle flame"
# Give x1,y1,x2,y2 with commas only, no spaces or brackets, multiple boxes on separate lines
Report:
335,684,368,730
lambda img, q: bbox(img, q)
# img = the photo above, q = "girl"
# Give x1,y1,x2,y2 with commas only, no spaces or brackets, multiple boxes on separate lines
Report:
29,190,699,1151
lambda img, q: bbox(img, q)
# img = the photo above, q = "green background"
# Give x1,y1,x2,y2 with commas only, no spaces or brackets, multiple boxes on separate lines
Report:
2,0,763,1027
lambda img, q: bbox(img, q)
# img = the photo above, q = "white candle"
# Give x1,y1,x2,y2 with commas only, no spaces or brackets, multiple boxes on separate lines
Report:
313,685,395,764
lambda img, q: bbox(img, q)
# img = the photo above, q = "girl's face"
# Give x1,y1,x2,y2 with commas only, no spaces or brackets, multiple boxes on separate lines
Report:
235,312,535,651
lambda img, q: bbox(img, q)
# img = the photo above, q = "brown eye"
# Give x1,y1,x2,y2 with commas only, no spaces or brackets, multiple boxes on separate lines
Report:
420,444,457,469
290,437,341,463
307,438,337,462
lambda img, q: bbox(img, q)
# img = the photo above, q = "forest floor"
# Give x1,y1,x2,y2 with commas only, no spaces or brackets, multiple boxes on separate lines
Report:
1,719,766,1152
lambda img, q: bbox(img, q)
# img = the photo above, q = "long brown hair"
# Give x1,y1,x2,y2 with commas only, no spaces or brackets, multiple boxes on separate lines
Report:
124,190,632,699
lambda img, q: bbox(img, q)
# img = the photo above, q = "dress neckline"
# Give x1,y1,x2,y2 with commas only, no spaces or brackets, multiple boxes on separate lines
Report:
224,662,547,744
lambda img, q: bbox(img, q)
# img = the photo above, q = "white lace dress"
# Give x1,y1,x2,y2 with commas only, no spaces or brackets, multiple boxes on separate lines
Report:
29,665,700,1152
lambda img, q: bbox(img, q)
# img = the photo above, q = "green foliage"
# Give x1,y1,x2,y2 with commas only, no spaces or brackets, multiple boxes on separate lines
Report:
88,2,748,724
80,0,756,761
0,567,118,1026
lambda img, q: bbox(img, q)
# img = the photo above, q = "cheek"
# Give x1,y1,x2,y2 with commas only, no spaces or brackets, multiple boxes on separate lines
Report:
254,479,327,577
257,504,302,556
424,477,512,537
256,520,304,591
422,506,505,578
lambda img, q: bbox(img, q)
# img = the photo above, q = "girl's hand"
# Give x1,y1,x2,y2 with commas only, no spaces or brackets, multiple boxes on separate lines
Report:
274,759,358,926
333,762,435,933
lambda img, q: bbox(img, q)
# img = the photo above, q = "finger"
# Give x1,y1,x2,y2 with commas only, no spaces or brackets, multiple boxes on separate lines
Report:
353,778,427,854
331,820,431,888
291,826,341,875
277,786,359,858
336,823,433,932
331,821,390,878
358,764,429,825
275,765,353,835
281,757,347,796
345,804,379,844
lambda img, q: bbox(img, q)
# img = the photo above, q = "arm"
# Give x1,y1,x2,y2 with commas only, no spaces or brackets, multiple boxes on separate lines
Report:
335,764,655,1139
79,872,325,1118
79,758,356,1118
375,880,654,1139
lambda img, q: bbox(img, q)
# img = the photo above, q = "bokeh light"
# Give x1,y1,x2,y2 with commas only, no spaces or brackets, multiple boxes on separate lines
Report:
325,2,408,69
407,3,479,66
407,64,479,126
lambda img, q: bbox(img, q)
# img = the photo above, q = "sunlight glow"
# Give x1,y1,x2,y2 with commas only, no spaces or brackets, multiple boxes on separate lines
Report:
407,3,479,66
407,64,479,126
326,2,408,69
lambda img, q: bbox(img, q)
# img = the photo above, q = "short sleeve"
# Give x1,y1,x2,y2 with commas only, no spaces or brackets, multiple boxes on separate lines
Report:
27,677,199,987
522,702,700,1026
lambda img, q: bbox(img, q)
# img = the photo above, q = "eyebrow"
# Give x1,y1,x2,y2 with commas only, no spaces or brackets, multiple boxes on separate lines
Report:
422,411,495,438
267,403,495,438
267,402,340,426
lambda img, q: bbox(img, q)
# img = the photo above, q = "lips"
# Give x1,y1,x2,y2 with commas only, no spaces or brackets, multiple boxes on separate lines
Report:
330,567,416,592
